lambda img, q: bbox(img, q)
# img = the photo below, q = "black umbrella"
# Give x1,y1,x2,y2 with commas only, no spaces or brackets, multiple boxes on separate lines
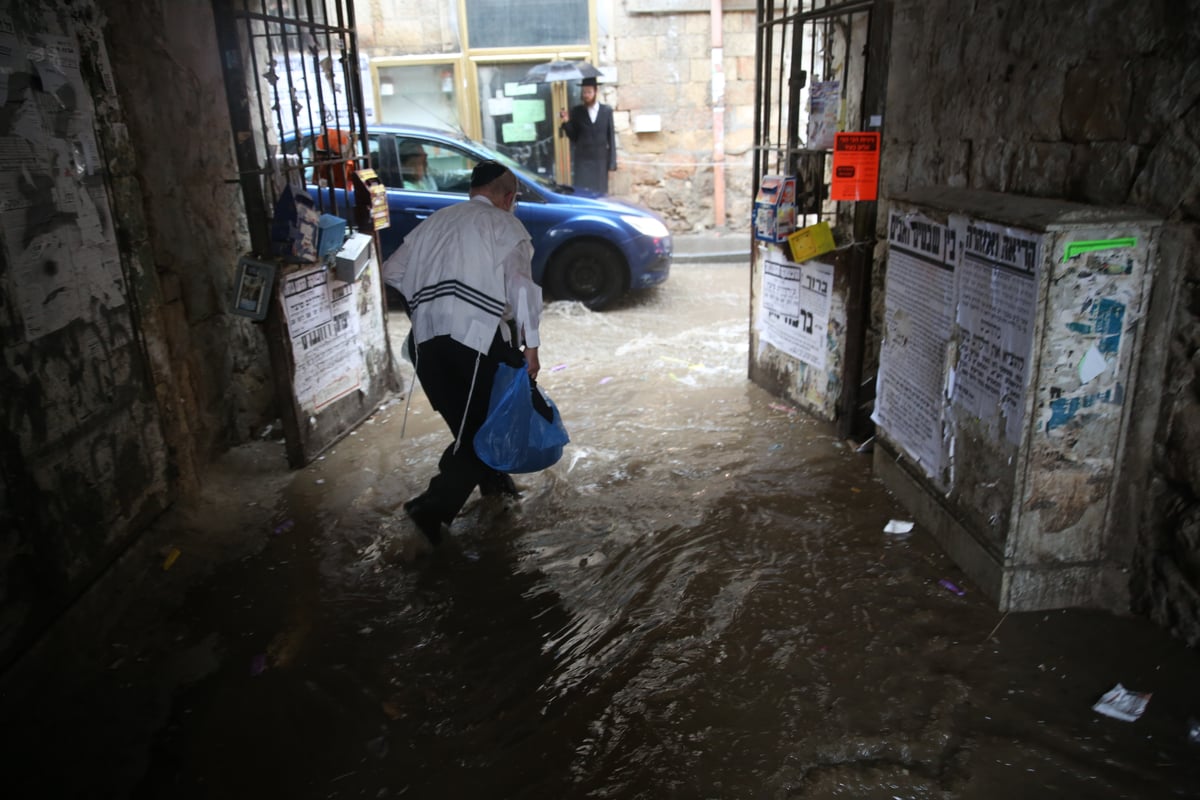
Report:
520,60,602,84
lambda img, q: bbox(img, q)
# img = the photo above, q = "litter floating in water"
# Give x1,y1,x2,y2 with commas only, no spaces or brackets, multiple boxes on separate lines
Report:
272,519,295,536
162,548,181,571
1093,683,1151,722
768,402,796,414
884,519,914,536
598,376,613,385
382,698,404,720
550,364,568,372
938,578,966,596
249,653,267,676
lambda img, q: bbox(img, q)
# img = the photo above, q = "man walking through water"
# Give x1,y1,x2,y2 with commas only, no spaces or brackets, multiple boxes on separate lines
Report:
383,161,542,547
559,76,616,194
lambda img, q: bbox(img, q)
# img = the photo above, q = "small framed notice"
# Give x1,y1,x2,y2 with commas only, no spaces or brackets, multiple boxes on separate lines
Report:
231,256,277,321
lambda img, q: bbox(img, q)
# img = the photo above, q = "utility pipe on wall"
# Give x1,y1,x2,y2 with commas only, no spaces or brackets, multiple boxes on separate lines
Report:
711,0,726,227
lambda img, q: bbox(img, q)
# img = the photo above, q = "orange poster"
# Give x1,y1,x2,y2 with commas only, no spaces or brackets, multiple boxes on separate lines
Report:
830,132,881,202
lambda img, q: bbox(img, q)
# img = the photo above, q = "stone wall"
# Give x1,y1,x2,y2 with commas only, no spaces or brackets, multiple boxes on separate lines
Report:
101,0,274,461
0,1,273,669
356,0,460,55
610,7,757,231
878,0,1200,641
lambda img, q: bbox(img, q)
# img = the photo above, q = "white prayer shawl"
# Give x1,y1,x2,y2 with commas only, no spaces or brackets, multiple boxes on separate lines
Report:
383,195,533,354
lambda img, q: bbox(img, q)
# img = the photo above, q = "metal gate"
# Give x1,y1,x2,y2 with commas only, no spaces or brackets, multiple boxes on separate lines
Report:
213,0,394,467
751,0,890,440
213,0,371,253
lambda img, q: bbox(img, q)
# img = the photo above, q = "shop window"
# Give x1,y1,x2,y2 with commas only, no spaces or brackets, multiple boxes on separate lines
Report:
465,0,589,49
377,64,463,129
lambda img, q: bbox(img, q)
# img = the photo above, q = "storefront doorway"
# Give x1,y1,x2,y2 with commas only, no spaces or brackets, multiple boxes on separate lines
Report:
474,62,559,179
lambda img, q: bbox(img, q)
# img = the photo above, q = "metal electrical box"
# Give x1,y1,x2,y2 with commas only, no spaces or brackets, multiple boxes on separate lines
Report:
872,187,1161,611
335,231,373,283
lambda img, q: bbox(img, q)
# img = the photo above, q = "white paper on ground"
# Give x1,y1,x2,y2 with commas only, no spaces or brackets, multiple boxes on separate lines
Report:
1092,683,1151,722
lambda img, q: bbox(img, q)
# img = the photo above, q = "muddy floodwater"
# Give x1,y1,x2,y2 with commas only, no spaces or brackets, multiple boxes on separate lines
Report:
6,262,1200,799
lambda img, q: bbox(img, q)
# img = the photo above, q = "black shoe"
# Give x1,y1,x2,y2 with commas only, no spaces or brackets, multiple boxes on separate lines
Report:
479,471,519,498
403,499,444,546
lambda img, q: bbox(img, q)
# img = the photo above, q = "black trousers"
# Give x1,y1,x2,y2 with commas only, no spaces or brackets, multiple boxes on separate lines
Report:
409,330,520,524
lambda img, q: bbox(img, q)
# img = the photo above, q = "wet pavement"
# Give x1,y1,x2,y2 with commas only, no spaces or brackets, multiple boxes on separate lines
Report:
4,261,1200,799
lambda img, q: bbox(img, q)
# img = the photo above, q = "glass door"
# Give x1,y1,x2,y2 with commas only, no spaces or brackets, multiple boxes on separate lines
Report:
475,62,558,179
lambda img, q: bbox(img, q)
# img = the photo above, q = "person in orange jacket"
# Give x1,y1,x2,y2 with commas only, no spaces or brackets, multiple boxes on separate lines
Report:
314,129,355,189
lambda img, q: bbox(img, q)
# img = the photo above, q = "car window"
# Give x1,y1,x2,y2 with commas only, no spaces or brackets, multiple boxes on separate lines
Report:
420,141,476,194
353,131,551,201
371,135,402,186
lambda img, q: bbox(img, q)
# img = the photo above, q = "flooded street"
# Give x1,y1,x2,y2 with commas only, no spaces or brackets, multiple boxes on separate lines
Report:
7,261,1200,799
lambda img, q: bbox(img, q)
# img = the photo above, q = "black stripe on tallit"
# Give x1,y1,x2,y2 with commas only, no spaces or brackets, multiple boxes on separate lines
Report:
409,279,505,316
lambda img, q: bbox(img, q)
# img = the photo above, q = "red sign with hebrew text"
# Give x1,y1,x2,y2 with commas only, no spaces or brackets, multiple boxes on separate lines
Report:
830,132,880,202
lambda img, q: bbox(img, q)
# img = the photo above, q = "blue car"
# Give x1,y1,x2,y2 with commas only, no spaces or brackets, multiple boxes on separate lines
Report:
286,124,672,309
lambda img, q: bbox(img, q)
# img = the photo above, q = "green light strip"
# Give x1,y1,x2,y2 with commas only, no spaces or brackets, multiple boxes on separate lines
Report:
1062,237,1138,262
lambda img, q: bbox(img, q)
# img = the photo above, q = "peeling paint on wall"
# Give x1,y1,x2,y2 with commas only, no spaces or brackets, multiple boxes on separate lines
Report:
0,22,125,342
0,4,170,669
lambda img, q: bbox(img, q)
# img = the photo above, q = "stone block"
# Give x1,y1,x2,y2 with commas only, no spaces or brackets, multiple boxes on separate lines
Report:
971,138,1019,193
1130,108,1200,218
662,155,697,181
1127,57,1200,146
626,160,663,185
681,81,711,109
1010,142,1071,198
723,30,754,56
723,9,754,33
673,126,712,152
724,127,753,152
616,35,658,62
1166,399,1200,491
879,140,912,199
1000,62,1065,140
645,187,674,214
1068,142,1139,207
905,138,971,193
685,13,710,35
723,79,754,108
728,103,755,130
661,32,708,61
735,55,755,82
1062,60,1131,142
618,78,681,112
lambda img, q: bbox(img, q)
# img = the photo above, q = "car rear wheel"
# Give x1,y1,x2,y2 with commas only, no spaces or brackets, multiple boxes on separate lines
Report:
547,241,626,310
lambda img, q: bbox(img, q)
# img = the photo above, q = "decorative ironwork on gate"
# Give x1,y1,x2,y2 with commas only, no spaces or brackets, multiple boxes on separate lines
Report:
213,0,371,255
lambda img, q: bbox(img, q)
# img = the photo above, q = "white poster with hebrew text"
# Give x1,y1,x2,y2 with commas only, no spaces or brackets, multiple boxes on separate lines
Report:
759,252,833,370
950,217,1040,444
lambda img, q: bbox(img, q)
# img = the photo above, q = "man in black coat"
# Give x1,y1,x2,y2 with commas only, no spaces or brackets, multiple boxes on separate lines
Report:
559,76,616,194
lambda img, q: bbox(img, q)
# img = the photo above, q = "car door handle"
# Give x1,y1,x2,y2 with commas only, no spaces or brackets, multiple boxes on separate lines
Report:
402,206,436,218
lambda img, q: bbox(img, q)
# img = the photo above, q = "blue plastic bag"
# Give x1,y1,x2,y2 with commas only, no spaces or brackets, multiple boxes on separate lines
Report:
474,362,569,473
